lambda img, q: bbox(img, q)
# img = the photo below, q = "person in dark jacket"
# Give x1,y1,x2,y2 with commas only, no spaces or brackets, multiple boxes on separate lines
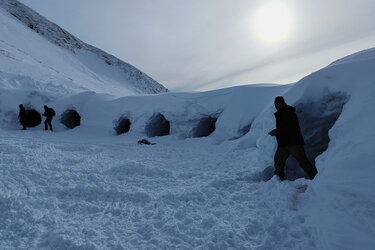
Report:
268,96,317,180
18,104,26,130
42,105,55,131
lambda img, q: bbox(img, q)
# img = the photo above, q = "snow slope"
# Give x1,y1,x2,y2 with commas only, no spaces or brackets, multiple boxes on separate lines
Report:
0,0,167,97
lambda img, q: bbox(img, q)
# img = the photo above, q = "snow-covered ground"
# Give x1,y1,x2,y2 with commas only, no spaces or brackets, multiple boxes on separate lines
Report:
0,128,316,249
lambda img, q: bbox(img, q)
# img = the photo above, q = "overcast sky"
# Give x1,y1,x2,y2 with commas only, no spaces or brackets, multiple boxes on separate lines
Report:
19,0,375,91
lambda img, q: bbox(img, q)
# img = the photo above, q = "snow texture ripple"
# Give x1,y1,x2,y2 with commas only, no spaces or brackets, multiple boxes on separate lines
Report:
0,131,316,249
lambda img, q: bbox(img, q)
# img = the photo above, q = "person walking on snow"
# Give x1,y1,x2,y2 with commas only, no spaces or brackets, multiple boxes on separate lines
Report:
18,104,26,130
42,105,55,131
268,96,318,181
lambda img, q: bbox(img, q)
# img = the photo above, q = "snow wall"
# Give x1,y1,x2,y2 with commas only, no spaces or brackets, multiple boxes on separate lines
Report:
0,48,374,249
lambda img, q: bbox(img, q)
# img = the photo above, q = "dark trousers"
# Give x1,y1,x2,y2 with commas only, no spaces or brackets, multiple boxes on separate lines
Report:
44,117,53,131
20,118,26,130
274,145,318,180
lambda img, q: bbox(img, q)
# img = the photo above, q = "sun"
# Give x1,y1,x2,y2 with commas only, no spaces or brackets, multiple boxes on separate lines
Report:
251,2,294,45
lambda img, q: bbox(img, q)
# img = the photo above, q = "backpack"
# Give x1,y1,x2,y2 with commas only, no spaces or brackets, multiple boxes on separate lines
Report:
50,108,56,117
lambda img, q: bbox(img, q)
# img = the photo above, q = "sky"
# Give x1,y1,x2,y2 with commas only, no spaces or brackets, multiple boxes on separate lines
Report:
19,0,375,92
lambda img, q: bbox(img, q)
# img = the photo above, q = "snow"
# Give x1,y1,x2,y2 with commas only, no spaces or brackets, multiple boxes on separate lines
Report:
0,129,317,249
0,0,375,249
0,0,167,96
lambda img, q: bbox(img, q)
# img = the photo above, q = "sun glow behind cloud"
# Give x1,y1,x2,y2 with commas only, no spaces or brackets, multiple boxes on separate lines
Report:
251,2,294,45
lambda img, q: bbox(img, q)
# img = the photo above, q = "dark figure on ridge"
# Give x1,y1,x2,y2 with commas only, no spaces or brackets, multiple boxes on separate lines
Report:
18,104,26,130
268,96,318,181
42,105,55,131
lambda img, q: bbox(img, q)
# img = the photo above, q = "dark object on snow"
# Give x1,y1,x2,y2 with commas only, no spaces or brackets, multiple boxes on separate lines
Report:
60,109,81,129
18,104,26,130
138,139,156,145
269,97,317,181
192,116,217,137
114,117,131,135
42,105,55,131
145,113,170,137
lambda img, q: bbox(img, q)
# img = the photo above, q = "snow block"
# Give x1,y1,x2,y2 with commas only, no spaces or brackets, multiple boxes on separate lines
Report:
114,117,131,135
284,93,348,180
145,113,170,137
191,116,217,137
60,109,81,129
24,109,41,127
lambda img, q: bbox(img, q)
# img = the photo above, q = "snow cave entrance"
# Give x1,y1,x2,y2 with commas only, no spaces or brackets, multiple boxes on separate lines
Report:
25,109,42,127
284,92,348,181
191,116,217,137
114,117,131,135
145,113,170,137
60,109,81,129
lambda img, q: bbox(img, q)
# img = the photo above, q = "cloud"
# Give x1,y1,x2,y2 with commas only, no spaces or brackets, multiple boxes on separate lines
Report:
17,0,375,92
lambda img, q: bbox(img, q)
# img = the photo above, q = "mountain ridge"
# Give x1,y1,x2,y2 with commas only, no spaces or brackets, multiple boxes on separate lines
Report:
0,0,168,95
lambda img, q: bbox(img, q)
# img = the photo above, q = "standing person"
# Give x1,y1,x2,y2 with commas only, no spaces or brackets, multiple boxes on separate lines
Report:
18,104,26,130
268,96,318,180
42,105,55,131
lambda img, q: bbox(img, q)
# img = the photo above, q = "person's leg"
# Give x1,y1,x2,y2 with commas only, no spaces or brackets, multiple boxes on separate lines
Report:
44,119,48,130
20,119,26,130
274,146,289,180
287,145,318,180
48,118,53,131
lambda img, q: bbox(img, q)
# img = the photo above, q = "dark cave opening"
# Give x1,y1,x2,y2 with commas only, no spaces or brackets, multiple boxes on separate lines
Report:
114,117,131,135
284,93,349,181
145,113,170,137
24,109,41,127
191,116,217,138
60,109,81,129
